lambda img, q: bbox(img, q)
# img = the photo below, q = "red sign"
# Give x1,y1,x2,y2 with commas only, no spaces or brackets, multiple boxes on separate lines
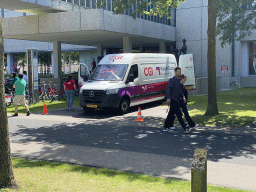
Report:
109,56,123,60
221,65,228,75
144,67,153,76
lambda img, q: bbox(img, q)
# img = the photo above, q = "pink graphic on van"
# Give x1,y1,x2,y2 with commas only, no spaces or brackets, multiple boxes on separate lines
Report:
117,81,168,98
156,67,160,75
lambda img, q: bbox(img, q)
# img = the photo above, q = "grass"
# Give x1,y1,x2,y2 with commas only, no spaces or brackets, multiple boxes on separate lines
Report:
175,87,256,128
5,97,80,114
0,158,250,192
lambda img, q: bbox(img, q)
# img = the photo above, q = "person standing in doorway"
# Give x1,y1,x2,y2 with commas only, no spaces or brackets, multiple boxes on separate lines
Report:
64,75,76,110
92,58,96,71
12,73,31,116
23,71,27,83
164,67,190,132
178,74,198,130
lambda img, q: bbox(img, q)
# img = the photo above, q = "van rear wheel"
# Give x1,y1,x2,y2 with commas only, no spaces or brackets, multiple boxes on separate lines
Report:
119,99,130,114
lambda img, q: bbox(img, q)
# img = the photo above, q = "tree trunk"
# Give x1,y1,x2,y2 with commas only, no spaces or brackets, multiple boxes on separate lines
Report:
0,18,17,189
205,0,219,116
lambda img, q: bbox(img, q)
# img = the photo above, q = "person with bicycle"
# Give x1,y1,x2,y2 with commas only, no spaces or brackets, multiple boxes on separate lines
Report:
12,73,31,116
64,75,76,110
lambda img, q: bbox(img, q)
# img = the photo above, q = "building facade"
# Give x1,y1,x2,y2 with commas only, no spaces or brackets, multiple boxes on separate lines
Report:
1,0,256,94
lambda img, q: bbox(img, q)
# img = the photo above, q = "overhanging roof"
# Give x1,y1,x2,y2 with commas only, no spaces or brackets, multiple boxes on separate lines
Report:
0,0,66,14
2,9,176,48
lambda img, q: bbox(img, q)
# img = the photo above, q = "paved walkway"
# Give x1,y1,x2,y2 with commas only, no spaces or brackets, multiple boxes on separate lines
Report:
8,105,256,191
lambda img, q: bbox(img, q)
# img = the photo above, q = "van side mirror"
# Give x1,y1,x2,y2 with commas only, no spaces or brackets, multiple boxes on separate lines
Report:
126,74,134,84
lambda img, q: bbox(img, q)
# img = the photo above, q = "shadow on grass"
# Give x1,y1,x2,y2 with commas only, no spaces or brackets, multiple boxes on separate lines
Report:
12,158,182,184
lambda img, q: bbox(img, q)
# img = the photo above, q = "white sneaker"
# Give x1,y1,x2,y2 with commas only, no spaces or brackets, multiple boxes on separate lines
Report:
163,128,169,131
169,127,176,130
190,124,199,130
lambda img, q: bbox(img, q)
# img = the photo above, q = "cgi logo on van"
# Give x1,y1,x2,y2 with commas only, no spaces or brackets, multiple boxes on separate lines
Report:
109,56,123,61
144,67,153,76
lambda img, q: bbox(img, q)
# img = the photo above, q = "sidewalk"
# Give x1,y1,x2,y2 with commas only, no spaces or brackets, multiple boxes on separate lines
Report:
8,106,256,191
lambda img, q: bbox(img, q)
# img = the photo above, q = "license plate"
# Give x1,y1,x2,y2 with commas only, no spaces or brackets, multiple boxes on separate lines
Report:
87,104,97,108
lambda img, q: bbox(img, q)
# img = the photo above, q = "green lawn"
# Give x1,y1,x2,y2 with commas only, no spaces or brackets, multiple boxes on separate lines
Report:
0,158,249,192
5,97,80,114
181,88,256,127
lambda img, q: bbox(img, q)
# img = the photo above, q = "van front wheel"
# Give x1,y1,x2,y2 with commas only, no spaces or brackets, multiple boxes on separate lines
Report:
83,107,95,114
119,99,130,114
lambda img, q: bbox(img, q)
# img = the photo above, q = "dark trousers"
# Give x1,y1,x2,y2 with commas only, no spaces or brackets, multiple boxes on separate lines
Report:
180,104,196,128
164,100,187,130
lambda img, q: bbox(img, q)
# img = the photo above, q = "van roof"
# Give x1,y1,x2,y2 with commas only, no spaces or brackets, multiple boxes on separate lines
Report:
99,53,177,65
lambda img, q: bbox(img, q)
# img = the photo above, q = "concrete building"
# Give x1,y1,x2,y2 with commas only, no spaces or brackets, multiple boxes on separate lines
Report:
1,0,256,94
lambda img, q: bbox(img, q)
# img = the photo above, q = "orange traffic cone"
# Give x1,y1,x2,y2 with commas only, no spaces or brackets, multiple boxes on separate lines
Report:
135,107,144,121
42,103,49,115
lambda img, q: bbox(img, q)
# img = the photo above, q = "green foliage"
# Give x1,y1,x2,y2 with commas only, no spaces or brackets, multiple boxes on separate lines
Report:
63,51,79,65
38,74,53,78
14,53,27,70
62,71,78,79
216,0,256,47
97,0,184,19
38,52,51,67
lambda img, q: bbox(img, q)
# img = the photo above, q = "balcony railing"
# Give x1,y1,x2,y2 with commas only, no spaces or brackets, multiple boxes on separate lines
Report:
56,0,176,26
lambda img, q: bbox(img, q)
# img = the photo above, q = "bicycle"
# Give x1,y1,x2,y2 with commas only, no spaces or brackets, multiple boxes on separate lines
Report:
50,84,67,102
6,88,32,106
25,87,38,105
38,81,54,103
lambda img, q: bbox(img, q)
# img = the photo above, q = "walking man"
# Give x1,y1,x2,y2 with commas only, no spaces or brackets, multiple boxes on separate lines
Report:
12,73,31,116
164,67,189,132
178,74,198,129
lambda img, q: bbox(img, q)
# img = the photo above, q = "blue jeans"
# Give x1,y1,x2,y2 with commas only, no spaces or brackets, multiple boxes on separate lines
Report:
65,90,75,110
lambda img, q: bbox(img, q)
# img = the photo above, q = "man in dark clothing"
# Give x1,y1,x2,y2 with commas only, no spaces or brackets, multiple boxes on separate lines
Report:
178,74,198,129
164,67,189,132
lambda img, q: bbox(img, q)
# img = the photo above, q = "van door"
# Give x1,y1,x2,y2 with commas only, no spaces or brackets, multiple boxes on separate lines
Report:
179,54,196,90
78,63,90,90
125,64,141,106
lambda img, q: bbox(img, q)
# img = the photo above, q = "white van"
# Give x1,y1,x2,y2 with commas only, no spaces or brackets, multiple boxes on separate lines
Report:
79,53,195,114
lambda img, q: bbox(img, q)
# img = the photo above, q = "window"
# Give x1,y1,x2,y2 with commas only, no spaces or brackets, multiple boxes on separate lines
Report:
129,64,138,79
249,41,256,75
74,0,80,5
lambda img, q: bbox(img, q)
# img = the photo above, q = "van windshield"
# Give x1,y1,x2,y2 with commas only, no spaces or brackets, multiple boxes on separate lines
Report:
90,64,129,81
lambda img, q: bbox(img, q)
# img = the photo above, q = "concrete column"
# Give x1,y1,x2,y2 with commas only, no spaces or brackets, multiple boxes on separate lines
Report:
51,52,54,75
53,41,61,78
69,52,71,74
123,36,132,53
63,53,65,74
7,53,14,74
97,45,102,57
241,42,249,77
97,45,103,64
159,41,166,53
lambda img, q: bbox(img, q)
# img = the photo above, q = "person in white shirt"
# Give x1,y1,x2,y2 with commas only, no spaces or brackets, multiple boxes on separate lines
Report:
23,71,27,83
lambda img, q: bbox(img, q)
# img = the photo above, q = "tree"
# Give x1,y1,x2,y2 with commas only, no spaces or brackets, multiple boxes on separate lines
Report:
205,0,219,116
98,0,256,116
0,19,17,190
63,51,79,64
38,52,51,74
14,53,27,72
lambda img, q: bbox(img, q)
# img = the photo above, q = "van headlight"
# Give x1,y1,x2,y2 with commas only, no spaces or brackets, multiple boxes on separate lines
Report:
106,88,119,95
